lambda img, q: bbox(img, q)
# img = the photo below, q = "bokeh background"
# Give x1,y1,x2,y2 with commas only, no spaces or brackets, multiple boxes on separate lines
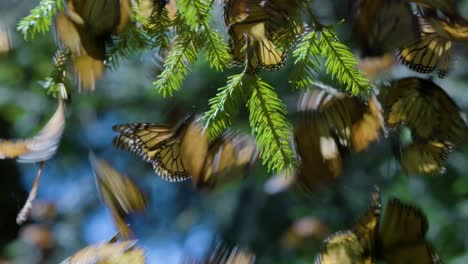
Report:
0,0,468,263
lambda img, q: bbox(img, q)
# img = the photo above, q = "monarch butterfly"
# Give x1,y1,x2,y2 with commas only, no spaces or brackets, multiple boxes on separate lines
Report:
396,15,453,78
113,115,258,187
316,190,442,264
298,83,385,153
0,87,67,162
180,119,258,190
223,0,303,70
294,111,344,193
401,140,450,174
378,77,467,146
112,115,195,182
60,239,146,264
294,84,385,192
55,0,131,91
354,0,419,56
89,153,147,239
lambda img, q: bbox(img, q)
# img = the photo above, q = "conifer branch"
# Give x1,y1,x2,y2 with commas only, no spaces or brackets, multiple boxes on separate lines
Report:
17,0,63,40
291,31,321,90
153,22,197,97
142,5,173,52
318,28,371,96
195,27,230,71
203,72,251,140
247,76,295,172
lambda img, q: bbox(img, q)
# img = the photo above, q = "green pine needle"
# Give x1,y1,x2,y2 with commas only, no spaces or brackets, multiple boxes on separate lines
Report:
177,0,211,30
291,31,321,90
318,28,370,96
203,72,251,140
153,23,198,97
17,0,63,40
143,5,173,52
248,76,295,172
195,27,230,71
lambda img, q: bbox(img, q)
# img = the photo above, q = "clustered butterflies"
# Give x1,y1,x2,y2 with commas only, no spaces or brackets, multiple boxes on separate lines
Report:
112,115,259,190
355,0,468,78
379,77,467,175
293,83,386,192
315,189,441,264
291,77,466,192
223,0,304,71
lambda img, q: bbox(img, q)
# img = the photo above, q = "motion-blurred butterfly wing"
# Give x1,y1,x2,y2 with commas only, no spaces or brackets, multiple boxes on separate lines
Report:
379,198,440,263
224,0,287,70
396,16,452,78
298,84,384,152
60,240,146,264
55,12,105,91
399,140,450,175
294,111,343,193
199,132,258,190
90,154,147,238
357,54,396,82
203,243,255,264
353,189,381,255
179,118,209,184
355,0,419,56
71,0,121,36
351,95,386,152
56,0,131,91
298,85,364,148
314,231,373,264
112,116,194,182
379,77,467,145
0,92,67,162
0,27,11,54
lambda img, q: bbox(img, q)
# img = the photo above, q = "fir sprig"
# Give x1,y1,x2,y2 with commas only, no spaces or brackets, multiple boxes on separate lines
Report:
195,27,230,71
17,0,63,40
248,76,295,172
177,0,212,30
153,21,198,97
143,4,173,52
203,72,251,140
153,0,229,95
319,28,370,96
180,0,230,71
291,30,321,90
291,26,370,96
